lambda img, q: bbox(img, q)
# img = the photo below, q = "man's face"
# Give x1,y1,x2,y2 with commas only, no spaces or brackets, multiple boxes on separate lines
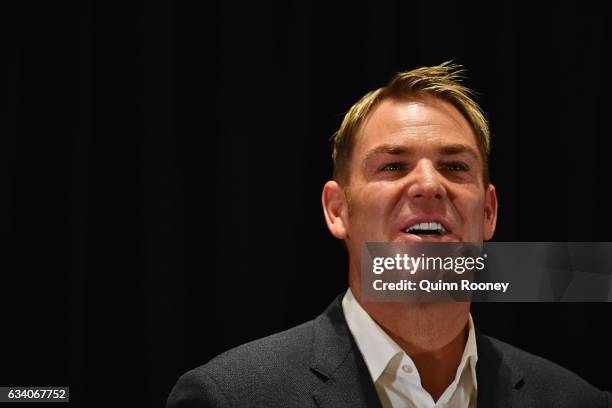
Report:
326,96,497,263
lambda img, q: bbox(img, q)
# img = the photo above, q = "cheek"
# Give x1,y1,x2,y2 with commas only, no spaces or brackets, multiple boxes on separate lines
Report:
456,195,486,233
364,184,399,213
348,185,397,231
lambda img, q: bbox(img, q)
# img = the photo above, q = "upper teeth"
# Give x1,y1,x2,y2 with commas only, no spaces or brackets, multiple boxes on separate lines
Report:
405,222,446,233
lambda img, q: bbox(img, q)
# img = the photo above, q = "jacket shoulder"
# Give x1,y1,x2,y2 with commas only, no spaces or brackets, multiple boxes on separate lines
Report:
203,320,315,375
167,320,320,408
480,334,611,407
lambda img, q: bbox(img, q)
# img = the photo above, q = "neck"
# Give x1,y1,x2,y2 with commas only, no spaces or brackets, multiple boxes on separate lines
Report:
352,285,470,402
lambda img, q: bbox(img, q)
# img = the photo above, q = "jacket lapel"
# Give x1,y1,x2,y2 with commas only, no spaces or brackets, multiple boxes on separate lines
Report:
476,331,536,407
310,296,382,408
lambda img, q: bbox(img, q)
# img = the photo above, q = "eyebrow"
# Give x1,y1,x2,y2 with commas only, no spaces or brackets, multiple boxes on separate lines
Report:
363,145,414,162
439,143,479,160
364,143,479,162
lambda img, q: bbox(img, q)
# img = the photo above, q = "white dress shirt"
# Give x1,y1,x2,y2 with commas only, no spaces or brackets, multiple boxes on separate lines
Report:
342,289,478,408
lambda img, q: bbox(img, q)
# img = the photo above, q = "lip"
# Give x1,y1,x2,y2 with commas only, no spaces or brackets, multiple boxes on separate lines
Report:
397,217,459,242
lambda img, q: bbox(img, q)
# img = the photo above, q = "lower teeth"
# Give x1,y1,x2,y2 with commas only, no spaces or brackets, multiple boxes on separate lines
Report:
411,230,442,235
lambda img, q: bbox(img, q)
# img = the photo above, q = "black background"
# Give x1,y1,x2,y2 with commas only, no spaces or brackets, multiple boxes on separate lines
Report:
4,1,612,407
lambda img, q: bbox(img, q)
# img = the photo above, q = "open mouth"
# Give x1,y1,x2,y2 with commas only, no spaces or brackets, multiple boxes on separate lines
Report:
403,222,448,236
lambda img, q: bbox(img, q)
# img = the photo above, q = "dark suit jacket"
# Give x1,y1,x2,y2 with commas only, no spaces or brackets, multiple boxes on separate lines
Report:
168,295,612,407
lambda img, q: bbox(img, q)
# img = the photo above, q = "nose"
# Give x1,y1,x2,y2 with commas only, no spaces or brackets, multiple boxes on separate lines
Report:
405,159,447,203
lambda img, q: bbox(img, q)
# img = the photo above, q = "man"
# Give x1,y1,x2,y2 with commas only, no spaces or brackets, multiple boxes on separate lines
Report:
168,63,612,407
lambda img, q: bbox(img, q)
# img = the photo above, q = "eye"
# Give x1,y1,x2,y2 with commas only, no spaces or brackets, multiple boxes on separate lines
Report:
381,162,406,171
439,161,470,172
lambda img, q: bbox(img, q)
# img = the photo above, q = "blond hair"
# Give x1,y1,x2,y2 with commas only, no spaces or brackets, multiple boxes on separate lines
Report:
331,62,491,185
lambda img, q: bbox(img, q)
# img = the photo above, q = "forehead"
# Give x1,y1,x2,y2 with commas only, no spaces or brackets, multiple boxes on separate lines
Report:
354,96,478,156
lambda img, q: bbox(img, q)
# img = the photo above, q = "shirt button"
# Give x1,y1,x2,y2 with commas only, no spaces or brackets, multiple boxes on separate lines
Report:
401,364,413,373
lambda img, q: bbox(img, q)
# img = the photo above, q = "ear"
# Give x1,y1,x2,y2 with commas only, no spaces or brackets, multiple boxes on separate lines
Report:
483,183,498,241
322,180,349,239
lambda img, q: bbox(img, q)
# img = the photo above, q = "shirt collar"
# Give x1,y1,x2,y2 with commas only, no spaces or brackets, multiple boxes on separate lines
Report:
342,288,478,390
